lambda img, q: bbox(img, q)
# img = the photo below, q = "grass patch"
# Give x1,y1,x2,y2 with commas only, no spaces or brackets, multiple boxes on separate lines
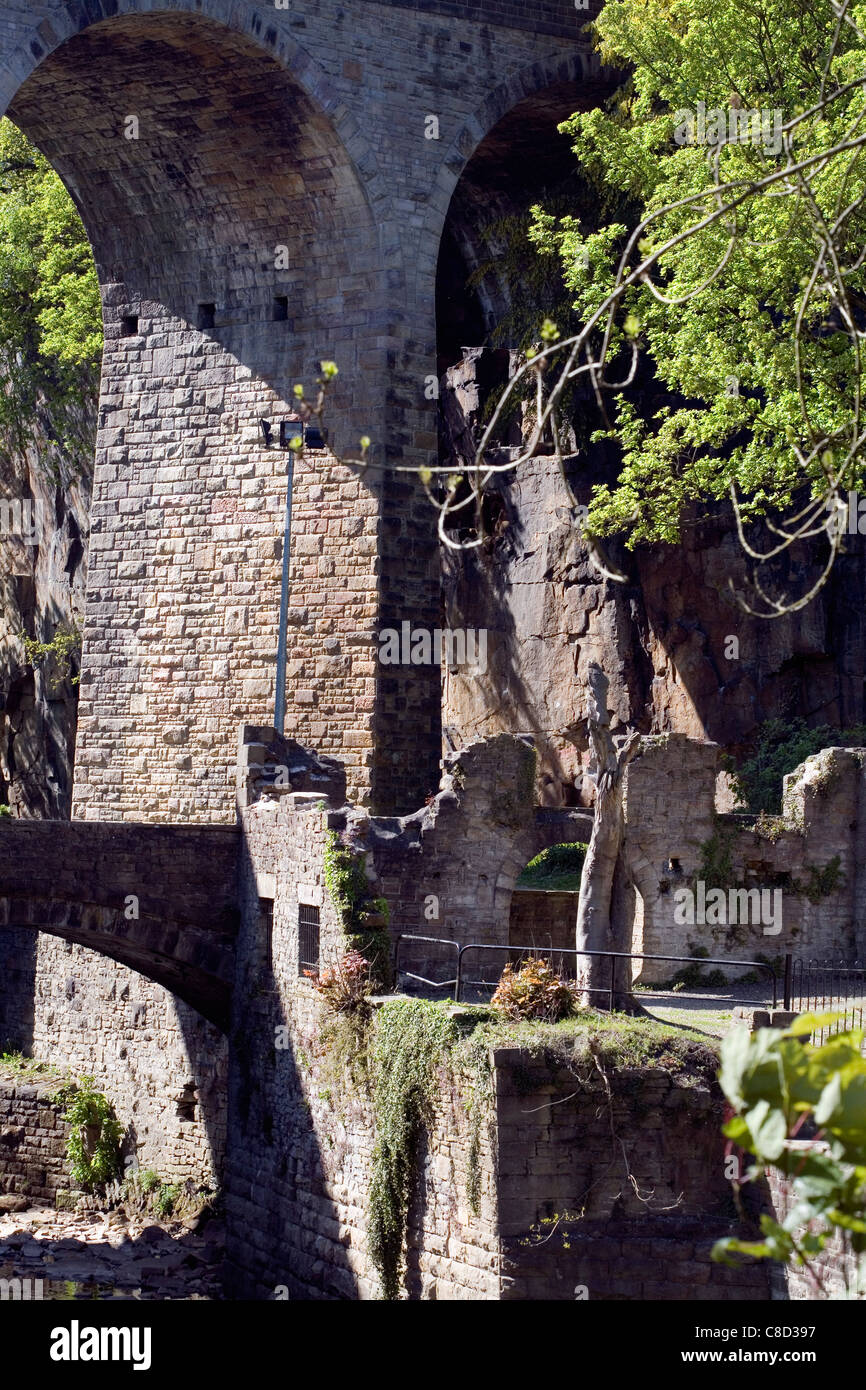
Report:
457,1008,719,1080
516,842,587,892
0,1051,64,1084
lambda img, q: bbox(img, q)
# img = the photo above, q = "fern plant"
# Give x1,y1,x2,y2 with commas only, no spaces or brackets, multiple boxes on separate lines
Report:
52,1076,123,1191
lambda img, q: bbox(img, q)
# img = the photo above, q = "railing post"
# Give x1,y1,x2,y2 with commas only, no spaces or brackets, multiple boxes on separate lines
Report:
784,953,793,1012
609,953,615,1012
456,947,465,1004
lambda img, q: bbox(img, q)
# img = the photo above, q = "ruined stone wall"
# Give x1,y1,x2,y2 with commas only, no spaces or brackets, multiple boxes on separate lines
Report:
494,1048,770,1301
620,737,866,981
509,889,578,955
0,1073,69,1203
225,781,770,1300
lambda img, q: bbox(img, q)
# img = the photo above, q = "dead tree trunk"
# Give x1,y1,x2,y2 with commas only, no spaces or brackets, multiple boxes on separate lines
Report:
567,663,642,1012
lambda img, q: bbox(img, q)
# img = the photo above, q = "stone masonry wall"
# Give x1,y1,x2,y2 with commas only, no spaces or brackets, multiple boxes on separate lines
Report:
0,934,227,1186
225,781,771,1299
493,1048,770,1301
0,1073,69,1203
509,889,579,957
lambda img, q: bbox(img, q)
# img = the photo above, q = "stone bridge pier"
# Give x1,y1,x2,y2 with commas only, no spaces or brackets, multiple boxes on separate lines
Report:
0,0,606,826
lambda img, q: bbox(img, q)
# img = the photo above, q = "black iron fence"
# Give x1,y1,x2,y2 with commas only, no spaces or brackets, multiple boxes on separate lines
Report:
784,957,866,1041
393,937,866,1041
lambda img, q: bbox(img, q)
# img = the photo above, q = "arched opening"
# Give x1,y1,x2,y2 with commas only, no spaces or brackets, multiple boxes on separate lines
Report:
434,75,618,801
6,12,387,823
509,841,587,972
436,81,593,376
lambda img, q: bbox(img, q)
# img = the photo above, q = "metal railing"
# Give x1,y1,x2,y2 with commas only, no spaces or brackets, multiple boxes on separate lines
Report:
393,934,778,1008
784,956,865,1041
393,934,460,994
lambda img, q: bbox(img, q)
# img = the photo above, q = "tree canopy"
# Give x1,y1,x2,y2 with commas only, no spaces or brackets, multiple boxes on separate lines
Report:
526,0,866,553
0,119,101,455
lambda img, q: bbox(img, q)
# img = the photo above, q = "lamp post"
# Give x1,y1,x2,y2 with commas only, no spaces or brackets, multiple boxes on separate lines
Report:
274,448,295,736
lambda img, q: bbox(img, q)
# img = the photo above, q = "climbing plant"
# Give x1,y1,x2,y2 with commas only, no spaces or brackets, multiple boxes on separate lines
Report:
367,1000,462,1299
323,829,392,987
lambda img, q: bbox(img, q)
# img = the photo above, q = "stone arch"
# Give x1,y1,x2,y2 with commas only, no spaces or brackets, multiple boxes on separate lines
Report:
3,7,397,822
420,48,606,325
0,895,234,1029
1,1,388,228
493,809,593,917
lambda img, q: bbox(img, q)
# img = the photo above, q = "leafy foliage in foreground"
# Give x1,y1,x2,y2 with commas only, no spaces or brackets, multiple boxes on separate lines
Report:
715,1018,866,1295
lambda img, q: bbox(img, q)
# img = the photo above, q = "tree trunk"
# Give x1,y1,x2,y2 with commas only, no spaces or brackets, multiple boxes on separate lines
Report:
569,663,642,1012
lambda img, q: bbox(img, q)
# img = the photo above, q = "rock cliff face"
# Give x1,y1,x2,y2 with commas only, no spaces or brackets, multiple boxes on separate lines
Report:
440,357,866,809
0,392,94,818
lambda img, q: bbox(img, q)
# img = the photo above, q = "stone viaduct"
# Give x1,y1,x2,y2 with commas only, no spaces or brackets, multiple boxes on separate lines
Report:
0,0,606,824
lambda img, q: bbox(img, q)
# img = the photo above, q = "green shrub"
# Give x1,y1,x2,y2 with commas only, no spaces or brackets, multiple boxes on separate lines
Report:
517,842,587,891
308,949,372,1015
52,1076,123,1191
728,719,866,815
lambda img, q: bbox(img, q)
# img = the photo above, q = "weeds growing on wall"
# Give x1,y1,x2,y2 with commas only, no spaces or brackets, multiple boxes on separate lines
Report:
20,625,81,690
51,1076,123,1191
317,994,719,1299
727,719,866,815
323,830,392,986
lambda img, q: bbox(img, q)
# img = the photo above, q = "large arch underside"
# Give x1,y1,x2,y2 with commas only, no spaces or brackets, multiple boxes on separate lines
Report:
8,12,394,822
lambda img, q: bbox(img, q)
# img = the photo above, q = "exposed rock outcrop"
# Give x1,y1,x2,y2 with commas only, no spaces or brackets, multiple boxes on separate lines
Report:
441,352,866,806
0,390,94,818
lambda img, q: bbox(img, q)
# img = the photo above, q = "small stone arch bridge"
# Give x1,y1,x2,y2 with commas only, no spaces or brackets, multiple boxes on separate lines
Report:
0,822,240,1030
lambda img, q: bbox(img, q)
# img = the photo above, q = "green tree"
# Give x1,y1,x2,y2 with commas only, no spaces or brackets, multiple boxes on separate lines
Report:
433,3,866,615
533,1,866,551
0,119,101,455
